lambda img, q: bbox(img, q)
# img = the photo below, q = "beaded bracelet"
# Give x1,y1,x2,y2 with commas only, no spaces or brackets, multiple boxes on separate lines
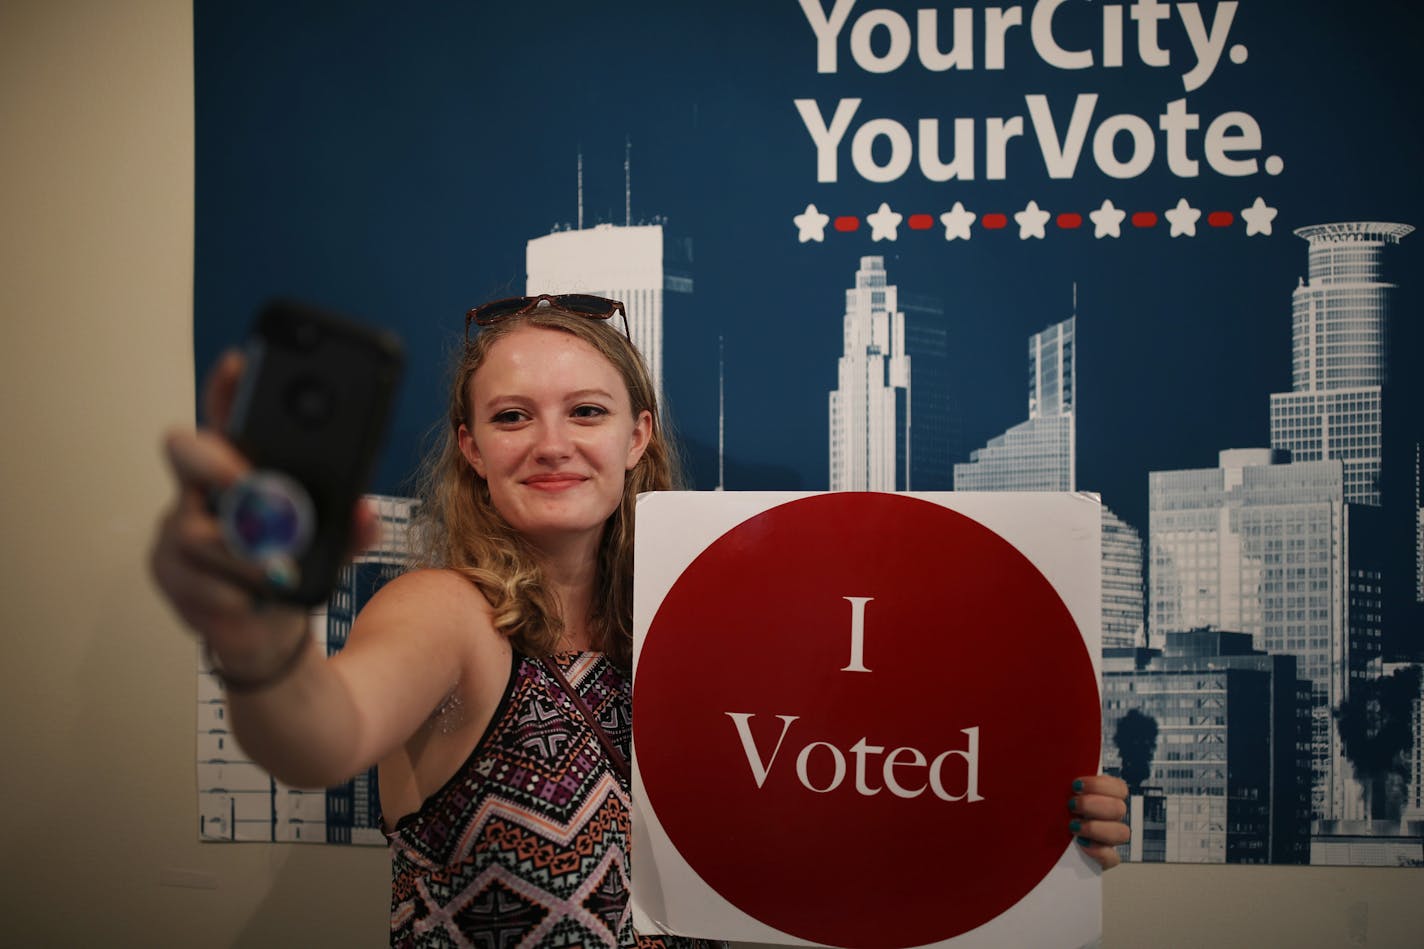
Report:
206,633,311,693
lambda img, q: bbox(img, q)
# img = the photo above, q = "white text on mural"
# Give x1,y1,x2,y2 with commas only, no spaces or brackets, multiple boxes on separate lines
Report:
795,0,1275,183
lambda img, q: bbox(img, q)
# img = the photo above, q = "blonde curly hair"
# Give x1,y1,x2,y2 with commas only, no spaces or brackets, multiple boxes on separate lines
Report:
410,306,680,666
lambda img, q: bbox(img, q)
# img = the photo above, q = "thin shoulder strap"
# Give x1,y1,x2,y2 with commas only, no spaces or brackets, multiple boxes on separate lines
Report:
539,656,632,785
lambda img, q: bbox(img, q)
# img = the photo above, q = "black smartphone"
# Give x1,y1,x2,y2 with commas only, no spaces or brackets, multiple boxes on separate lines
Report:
222,299,405,605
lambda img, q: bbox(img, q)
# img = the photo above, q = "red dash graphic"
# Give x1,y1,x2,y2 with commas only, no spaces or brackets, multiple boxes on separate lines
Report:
1208,211,1234,228
1057,213,1083,229
908,214,934,230
1131,211,1158,228
983,213,1008,230
834,216,859,232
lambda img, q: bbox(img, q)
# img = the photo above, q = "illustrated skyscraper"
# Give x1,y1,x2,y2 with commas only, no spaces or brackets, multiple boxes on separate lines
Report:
1269,222,1412,507
1101,630,1312,863
901,293,957,490
1264,221,1418,818
526,222,714,485
526,223,694,405
1102,507,1147,649
829,256,911,491
953,312,1144,648
953,317,1075,492
1149,450,1384,823
318,494,416,843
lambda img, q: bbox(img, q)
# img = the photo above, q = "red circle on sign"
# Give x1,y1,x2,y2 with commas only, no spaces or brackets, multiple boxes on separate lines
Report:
635,494,1100,949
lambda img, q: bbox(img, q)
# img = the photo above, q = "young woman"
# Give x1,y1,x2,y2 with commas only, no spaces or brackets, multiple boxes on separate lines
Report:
152,297,1128,947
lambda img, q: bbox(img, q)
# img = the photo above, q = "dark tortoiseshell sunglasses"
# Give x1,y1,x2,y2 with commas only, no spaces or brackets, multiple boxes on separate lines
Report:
465,293,629,342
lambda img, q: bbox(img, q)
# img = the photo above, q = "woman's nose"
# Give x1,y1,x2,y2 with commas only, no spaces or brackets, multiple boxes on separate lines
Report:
532,420,573,461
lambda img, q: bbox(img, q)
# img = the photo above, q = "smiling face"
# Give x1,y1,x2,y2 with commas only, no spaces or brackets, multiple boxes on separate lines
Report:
457,325,652,553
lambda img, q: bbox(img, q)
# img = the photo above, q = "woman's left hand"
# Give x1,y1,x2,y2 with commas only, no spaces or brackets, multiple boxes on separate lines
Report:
1068,775,1130,869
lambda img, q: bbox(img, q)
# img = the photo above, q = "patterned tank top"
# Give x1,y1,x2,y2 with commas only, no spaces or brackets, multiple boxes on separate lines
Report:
388,651,722,948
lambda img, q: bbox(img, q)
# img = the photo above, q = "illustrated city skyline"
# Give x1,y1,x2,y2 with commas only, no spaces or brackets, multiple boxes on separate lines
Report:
198,209,1423,866
188,0,1424,877
820,220,1421,864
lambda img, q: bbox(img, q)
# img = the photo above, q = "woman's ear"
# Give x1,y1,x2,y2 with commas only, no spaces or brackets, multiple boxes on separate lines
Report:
457,424,486,478
626,410,653,470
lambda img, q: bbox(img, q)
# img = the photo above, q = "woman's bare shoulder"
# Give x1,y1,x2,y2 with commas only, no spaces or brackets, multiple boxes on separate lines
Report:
350,568,499,648
364,567,488,610
337,567,510,716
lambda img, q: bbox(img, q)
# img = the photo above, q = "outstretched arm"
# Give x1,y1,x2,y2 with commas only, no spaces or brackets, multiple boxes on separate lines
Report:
149,352,498,787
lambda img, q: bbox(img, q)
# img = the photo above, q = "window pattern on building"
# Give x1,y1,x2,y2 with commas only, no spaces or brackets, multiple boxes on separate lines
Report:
829,256,911,491
1271,223,1411,510
1101,633,1311,864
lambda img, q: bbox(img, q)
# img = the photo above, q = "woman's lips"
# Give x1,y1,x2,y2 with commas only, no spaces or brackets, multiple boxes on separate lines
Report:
523,473,587,491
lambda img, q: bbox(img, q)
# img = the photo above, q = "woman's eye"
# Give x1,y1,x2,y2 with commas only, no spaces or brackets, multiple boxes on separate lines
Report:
572,404,608,419
491,409,527,424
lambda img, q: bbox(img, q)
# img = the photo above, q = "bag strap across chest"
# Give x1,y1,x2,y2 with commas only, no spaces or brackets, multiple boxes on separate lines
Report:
538,656,632,785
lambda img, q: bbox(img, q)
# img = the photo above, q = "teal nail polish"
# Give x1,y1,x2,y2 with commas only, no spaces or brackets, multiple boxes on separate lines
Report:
1077,836,1092,847
1073,779,1085,792
1069,819,1083,833
1068,797,1079,813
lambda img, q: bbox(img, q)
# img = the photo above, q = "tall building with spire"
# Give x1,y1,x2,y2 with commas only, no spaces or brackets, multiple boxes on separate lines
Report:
829,256,911,491
1269,222,1413,507
522,146,713,481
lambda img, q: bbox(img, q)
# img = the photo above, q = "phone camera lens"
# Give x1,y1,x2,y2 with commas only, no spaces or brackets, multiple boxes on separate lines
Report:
284,374,334,428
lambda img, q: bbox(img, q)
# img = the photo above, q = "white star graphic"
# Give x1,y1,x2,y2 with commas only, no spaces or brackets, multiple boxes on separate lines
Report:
793,203,830,243
866,202,903,242
1241,197,1278,237
1089,199,1126,239
939,201,976,241
1164,198,1202,238
1014,200,1050,240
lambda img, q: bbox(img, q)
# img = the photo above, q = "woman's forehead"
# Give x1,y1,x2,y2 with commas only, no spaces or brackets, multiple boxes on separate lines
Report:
473,325,628,394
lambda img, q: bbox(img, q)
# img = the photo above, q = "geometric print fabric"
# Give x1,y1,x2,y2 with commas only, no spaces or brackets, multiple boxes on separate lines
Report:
389,652,720,948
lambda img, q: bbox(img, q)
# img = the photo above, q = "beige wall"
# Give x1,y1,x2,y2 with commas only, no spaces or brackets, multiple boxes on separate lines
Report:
0,2,388,946
0,2,1418,946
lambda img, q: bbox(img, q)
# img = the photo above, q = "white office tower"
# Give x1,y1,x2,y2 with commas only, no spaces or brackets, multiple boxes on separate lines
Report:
1270,222,1412,507
1149,449,1384,821
829,256,911,491
953,317,1075,491
526,223,694,402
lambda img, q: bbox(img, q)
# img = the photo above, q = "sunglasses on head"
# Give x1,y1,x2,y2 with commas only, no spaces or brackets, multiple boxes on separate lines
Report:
465,294,629,341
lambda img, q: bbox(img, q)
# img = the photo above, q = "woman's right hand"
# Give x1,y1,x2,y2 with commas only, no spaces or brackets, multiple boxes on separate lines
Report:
149,351,318,682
